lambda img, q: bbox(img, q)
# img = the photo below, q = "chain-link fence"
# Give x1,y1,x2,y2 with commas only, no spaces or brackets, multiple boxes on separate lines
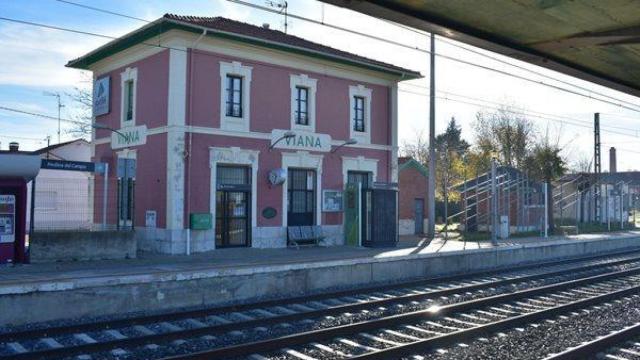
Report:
27,173,121,232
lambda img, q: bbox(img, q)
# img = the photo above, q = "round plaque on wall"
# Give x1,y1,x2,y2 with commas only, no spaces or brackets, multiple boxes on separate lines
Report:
262,207,277,219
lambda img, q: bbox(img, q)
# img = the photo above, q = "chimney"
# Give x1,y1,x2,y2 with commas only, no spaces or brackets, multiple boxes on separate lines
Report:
262,23,270,29
610,147,617,173
8,142,19,152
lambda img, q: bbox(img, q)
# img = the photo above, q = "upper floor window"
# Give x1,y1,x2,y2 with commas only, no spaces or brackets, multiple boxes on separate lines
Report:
353,96,365,132
290,74,317,132
220,61,252,132
124,80,134,121
295,86,309,125
225,75,243,118
349,85,372,144
120,67,137,127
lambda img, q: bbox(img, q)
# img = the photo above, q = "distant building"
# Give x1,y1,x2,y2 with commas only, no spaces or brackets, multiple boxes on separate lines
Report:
398,157,428,235
555,171,640,224
27,139,92,231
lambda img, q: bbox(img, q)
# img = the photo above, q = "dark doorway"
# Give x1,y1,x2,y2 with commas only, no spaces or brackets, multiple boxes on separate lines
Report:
288,169,316,226
215,165,251,248
414,198,424,234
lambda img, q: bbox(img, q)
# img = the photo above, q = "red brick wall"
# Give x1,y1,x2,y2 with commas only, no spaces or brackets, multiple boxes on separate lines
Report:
399,166,428,220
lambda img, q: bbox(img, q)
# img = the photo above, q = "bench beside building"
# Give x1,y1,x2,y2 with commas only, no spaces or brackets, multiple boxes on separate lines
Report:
67,14,421,254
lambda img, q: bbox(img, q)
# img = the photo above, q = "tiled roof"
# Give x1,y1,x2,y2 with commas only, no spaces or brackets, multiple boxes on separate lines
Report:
163,14,420,77
67,13,421,78
32,139,87,155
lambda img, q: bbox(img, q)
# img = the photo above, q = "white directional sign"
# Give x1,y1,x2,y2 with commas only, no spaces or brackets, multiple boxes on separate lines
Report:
270,129,332,152
111,125,147,150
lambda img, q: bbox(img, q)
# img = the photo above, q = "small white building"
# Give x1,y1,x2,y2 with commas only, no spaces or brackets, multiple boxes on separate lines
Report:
27,139,93,231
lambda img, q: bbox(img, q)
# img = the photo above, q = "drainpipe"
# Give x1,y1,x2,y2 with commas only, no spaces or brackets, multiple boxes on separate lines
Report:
185,29,208,256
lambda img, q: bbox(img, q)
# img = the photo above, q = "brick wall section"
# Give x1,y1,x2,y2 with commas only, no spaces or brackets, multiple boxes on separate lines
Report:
399,165,428,220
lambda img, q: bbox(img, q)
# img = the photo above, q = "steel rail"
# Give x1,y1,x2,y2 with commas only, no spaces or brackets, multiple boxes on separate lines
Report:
5,253,640,360
543,322,640,360
2,248,637,344
352,285,640,359
158,265,640,359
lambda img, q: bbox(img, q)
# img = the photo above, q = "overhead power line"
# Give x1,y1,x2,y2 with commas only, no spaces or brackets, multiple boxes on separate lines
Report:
381,20,640,112
400,83,640,134
398,88,640,139
0,105,84,125
47,0,640,112
222,0,640,113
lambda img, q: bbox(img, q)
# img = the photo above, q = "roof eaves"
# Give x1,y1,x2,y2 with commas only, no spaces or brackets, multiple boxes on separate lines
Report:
68,17,422,79
164,18,422,79
66,18,168,69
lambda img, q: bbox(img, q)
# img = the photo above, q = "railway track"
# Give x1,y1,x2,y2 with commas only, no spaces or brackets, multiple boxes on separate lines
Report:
3,250,640,360
545,322,640,360
164,266,640,359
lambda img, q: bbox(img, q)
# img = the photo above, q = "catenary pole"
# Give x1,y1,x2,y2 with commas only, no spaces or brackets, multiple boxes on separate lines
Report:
427,33,436,239
491,158,498,245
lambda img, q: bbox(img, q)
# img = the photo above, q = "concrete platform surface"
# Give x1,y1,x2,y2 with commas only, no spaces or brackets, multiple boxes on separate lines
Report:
0,231,635,288
0,231,639,326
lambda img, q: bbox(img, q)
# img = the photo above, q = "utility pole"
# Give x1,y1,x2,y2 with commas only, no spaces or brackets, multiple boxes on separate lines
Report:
594,113,601,222
427,33,437,239
491,158,498,245
44,92,64,143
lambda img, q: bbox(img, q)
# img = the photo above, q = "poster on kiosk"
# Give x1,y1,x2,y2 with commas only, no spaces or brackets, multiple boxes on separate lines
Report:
0,195,16,244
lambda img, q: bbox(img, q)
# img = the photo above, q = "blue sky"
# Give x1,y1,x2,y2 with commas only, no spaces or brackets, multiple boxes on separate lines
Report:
1,0,640,171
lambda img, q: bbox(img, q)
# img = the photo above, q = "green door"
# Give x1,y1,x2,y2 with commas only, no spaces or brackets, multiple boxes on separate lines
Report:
344,183,361,246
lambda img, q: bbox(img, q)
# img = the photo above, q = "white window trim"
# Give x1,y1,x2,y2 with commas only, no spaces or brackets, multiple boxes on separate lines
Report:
116,149,137,227
342,156,378,187
209,147,259,248
219,61,252,132
290,74,317,132
349,84,372,144
120,67,138,128
282,151,323,227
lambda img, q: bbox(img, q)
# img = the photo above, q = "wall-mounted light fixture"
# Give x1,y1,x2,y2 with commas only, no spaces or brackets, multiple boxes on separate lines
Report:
269,130,296,151
92,122,126,138
331,138,358,153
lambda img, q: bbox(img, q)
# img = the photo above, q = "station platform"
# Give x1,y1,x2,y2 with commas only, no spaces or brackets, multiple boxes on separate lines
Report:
1,231,639,326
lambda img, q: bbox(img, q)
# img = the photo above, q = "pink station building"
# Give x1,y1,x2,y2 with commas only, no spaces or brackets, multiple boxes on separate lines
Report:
67,15,421,254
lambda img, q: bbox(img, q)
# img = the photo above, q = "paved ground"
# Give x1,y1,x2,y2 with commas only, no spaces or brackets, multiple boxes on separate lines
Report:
0,231,638,286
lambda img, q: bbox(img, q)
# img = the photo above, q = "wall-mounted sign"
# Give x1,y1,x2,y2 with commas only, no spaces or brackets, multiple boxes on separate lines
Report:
41,159,100,173
322,190,344,212
262,207,277,219
270,129,331,152
93,76,110,117
145,210,157,228
190,213,212,230
111,125,147,149
0,195,16,243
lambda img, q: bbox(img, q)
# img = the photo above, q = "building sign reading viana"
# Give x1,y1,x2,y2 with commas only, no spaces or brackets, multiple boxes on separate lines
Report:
111,125,147,149
270,129,332,152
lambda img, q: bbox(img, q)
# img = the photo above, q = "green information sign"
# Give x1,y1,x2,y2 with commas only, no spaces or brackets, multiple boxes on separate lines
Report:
189,213,212,230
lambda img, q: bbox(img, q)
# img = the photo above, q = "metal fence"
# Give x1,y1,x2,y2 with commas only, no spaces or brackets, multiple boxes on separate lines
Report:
27,173,119,232
444,162,548,242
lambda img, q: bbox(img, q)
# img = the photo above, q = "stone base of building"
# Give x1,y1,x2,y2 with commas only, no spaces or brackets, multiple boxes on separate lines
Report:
135,225,346,254
398,218,428,236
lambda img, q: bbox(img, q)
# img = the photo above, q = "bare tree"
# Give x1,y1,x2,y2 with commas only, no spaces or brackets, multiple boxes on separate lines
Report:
401,129,429,166
569,153,593,174
474,105,535,169
64,73,93,137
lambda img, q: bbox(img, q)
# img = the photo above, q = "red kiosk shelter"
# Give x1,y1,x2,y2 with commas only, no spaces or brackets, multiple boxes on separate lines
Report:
0,143,40,264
